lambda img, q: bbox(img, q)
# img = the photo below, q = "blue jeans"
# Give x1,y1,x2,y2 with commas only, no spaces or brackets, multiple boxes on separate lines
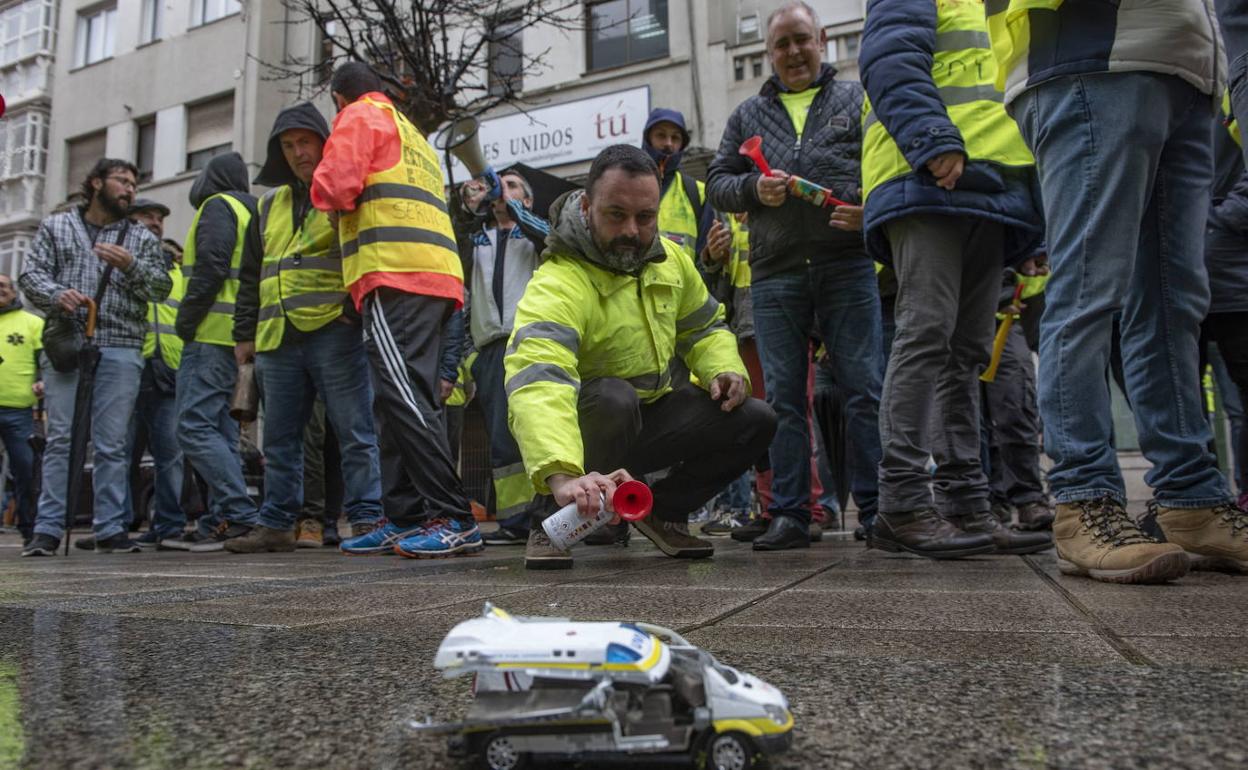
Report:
1014,72,1230,507
255,321,382,531
0,406,35,538
717,470,753,514
752,258,884,524
176,342,255,532
34,347,143,540
127,362,185,538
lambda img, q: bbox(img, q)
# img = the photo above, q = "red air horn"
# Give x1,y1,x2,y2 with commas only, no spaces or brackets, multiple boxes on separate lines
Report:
738,135,850,208
613,480,653,522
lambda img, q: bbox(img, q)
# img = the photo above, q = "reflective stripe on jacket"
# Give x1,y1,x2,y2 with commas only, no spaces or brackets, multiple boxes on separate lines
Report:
338,96,463,293
182,193,251,346
255,186,346,352
862,0,1033,202
504,238,744,493
143,263,185,367
658,172,704,264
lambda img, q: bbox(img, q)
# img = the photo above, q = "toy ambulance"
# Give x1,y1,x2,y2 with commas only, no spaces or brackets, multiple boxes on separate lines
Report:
412,603,794,770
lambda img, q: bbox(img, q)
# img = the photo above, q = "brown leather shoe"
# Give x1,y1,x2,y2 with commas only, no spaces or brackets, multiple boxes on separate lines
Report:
632,518,714,559
223,525,296,554
524,529,572,570
1053,498,1187,583
295,519,323,549
955,509,1052,555
868,509,995,559
1016,501,1055,531
1150,501,1248,573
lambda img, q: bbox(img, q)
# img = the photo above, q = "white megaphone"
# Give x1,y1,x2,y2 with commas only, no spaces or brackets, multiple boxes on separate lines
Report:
435,115,500,213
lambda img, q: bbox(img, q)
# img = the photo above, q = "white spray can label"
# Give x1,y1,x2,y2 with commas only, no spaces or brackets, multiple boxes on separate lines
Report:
540,480,653,551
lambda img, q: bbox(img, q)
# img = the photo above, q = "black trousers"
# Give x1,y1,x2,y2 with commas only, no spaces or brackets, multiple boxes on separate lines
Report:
362,288,471,526
533,380,776,525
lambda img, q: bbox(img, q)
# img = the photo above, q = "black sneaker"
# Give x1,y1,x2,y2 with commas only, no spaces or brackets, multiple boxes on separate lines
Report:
729,517,769,542
482,525,528,546
159,530,209,551
134,530,163,549
73,535,96,551
702,511,748,537
189,522,253,553
96,533,143,554
21,533,60,557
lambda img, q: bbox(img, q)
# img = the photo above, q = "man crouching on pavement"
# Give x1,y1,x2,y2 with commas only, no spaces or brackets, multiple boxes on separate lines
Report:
505,144,777,569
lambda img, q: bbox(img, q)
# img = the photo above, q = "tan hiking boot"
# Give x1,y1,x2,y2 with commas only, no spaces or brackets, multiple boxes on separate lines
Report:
632,517,714,559
295,519,323,549
1150,501,1248,573
524,528,572,570
1053,498,1188,584
223,525,296,554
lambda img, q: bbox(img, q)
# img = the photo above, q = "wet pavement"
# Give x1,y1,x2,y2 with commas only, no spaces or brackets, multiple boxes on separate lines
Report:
0,526,1245,769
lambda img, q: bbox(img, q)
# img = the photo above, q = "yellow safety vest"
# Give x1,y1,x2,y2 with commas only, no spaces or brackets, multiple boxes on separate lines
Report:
446,351,475,407
658,172,704,264
182,193,251,346
1223,90,1241,147
143,263,185,368
505,237,744,493
727,215,751,290
862,0,1034,202
338,96,462,290
1018,272,1049,300
256,186,347,352
0,309,43,409
985,0,1064,92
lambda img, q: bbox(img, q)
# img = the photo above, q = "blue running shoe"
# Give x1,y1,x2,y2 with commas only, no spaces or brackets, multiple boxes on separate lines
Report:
340,522,424,555
394,518,485,559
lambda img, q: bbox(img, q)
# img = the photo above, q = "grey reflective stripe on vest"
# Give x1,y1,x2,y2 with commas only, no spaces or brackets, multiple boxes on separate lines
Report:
984,0,1008,14
208,301,235,314
506,321,580,357
161,297,180,309
935,29,990,52
151,323,178,336
676,321,729,357
505,362,579,397
864,84,1004,130
625,362,673,392
492,461,527,480
257,290,348,322
357,183,450,214
261,256,343,281
341,226,458,257
675,295,721,333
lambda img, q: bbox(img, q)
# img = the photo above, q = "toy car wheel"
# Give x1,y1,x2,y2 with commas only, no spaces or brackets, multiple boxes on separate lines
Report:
707,731,755,770
479,733,527,770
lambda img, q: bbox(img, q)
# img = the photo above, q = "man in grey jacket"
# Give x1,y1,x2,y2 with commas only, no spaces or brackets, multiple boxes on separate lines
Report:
707,1,883,552
991,0,1244,583
20,158,171,556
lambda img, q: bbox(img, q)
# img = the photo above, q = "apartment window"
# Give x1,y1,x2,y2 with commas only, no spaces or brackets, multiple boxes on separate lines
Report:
74,5,116,68
737,13,760,44
733,52,764,82
0,0,53,68
66,130,107,196
315,19,337,85
0,233,31,278
487,14,523,96
185,94,234,172
830,33,860,63
587,0,669,72
136,119,156,183
191,0,240,28
140,0,162,44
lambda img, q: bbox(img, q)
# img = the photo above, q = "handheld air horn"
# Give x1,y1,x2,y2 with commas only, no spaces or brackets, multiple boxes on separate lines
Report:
738,135,850,208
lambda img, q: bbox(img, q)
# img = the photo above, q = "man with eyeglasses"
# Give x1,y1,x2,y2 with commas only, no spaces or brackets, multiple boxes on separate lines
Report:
19,159,171,556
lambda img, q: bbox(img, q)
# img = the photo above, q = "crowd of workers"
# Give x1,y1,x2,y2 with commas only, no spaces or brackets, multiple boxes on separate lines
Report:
2,0,1246,587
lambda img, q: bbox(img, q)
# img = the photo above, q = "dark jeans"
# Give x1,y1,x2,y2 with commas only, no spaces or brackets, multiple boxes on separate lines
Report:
362,288,472,526
983,323,1047,507
532,381,776,525
1217,0,1248,170
1205,311,1248,492
752,258,884,524
300,399,344,526
0,406,34,539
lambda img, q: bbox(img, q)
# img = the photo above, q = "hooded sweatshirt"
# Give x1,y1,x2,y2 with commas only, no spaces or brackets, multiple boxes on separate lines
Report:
642,108,714,259
176,152,256,341
234,102,337,343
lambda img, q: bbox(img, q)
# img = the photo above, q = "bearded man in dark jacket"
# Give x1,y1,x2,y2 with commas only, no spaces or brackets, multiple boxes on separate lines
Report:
706,0,883,551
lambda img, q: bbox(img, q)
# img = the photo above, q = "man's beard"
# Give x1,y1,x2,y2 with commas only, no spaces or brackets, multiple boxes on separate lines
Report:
98,188,131,219
588,216,649,274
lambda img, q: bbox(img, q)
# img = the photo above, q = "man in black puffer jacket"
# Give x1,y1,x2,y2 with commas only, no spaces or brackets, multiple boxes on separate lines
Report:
707,0,883,552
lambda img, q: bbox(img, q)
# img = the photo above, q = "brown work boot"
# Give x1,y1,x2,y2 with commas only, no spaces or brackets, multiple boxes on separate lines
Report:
223,525,297,554
1150,501,1248,573
632,517,714,559
868,508,995,559
524,528,572,570
1016,501,1055,531
295,519,323,549
1053,498,1188,584
954,509,1052,555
